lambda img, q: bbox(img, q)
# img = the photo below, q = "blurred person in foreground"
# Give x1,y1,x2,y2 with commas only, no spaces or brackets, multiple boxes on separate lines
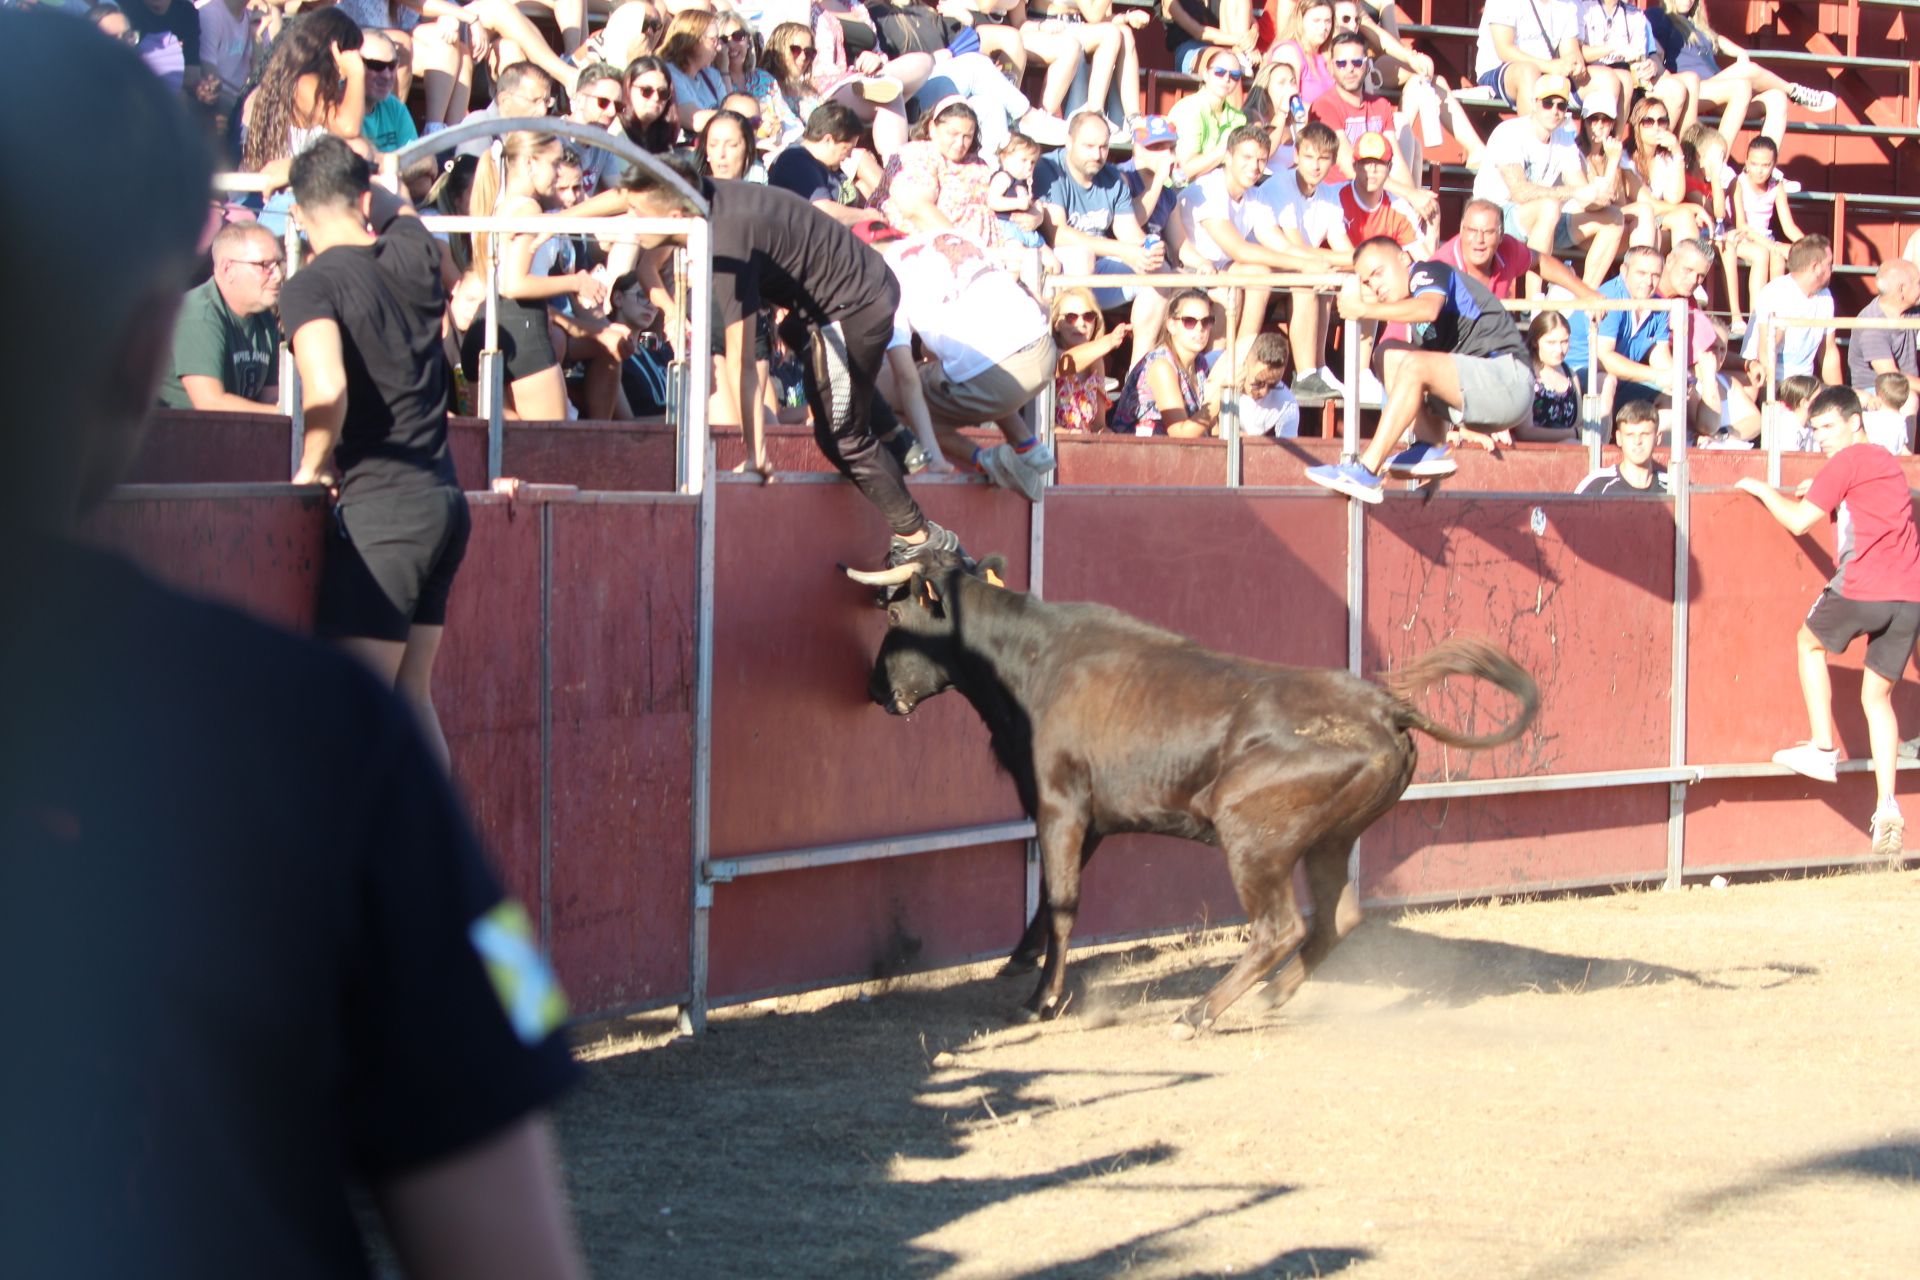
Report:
0,12,585,1280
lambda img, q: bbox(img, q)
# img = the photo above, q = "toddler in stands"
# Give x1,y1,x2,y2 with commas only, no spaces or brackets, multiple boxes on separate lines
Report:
989,132,1048,250
1862,372,1916,455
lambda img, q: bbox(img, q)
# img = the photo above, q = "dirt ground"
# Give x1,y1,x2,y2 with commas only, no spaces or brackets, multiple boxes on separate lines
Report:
556,868,1920,1279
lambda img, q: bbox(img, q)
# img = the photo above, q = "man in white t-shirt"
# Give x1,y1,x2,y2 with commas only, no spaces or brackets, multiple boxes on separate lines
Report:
1743,233,1843,386
1473,0,1583,114
1249,120,1354,400
1470,75,1619,292
872,226,1059,501
1170,124,1304,364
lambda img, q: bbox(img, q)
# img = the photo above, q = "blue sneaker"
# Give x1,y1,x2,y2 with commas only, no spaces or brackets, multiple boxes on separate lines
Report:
1305,461,1384,504
1386,441,1457,479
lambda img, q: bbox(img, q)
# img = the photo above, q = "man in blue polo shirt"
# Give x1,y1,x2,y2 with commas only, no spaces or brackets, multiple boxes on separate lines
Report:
1565,246,1670,406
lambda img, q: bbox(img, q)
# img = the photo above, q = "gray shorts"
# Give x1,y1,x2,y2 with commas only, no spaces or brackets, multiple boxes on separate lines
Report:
921,334,1057,425
1446,352,1533,430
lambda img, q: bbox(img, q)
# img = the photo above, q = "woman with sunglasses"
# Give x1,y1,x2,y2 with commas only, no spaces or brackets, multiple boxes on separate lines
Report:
1621,95,1711,251
1648,0,1834,145
759,21,824,149
1050,287,1129,433
1169,47,1248,182
619,55,679,154
1112,288,1220,437
712,15,776,103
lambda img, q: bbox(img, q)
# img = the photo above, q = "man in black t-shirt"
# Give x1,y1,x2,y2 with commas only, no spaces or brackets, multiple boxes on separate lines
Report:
0,16,582,1279
573,169,971,570
282,136,470,765
1306,236,1534,504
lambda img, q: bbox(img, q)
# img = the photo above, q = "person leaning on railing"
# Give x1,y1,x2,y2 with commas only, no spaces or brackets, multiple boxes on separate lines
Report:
1111,286,1219,438
157,221,284,413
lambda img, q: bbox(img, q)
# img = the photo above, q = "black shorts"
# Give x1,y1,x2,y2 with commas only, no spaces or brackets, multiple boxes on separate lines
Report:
461,300,557,385
317,486,472,643
1805,589,1920,681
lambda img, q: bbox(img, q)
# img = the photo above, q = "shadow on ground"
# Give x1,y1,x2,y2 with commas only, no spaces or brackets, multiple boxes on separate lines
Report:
558,966,1371,1279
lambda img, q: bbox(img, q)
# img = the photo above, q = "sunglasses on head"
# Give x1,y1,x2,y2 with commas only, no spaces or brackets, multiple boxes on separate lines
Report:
632,83,669,99
1539,96,1569,111
1333,57,1366,68
1210,67,1244,80
1173,313,1214,329
363,57,395,72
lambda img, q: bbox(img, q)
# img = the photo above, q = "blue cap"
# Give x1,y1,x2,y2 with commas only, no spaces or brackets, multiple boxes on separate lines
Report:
1132,115,1177,148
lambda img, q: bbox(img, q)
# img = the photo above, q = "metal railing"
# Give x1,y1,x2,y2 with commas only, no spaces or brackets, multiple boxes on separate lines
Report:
1754,313,1920,485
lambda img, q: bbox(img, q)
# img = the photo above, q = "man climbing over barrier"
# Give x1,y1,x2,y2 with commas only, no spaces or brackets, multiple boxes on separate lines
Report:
1736,385,1920,858
570,172,974,573
1305,236,1534,504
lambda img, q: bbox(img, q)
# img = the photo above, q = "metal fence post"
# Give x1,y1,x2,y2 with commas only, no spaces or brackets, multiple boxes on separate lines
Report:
1667,299,1691,889
482,231,503,486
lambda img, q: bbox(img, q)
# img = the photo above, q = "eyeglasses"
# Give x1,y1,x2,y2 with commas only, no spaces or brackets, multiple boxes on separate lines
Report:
1539,97,1569,111
721,30,749,41
788,43,816,57
1172,314,1214,329
642,17,662,32
1209,67,1244,80
632,83,669,99
229,259,285,276
1332,57,1367,68
362,57,395,72
1059,310,1097,324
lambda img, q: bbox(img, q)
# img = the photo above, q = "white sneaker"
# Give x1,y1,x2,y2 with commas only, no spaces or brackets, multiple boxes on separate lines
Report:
1872,802,1904,858
1772,742,1839,783
1018,111,1070,147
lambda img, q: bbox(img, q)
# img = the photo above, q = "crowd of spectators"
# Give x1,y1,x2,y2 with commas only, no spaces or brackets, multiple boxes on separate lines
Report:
65,0,1920,479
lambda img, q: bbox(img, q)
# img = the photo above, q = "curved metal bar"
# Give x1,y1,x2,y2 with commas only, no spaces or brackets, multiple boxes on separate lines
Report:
388,116,709,216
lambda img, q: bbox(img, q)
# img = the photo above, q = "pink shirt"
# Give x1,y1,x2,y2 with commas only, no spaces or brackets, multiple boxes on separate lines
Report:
1435,233,1532,300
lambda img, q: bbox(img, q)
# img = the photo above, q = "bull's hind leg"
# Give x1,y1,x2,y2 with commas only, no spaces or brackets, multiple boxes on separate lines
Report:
1173,867,1307,1038
1260,835,1364,1015
1003,831,1102,974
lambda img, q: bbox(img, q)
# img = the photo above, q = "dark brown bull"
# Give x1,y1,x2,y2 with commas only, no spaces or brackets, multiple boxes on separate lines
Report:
846,560,1539,1034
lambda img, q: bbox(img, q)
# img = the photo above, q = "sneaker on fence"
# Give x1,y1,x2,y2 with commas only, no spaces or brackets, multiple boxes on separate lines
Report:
997,441,1055,503
1305,460,1384,503
1385,440,1458,479
1787,83,1837,113
1772,741,1839,783
1871,801,1905,858
1899,733,1920,761
887,519,971,571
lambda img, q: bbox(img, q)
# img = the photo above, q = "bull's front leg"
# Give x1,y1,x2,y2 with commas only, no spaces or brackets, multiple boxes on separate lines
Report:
1017,804,1090,1022
1003,830,1102,975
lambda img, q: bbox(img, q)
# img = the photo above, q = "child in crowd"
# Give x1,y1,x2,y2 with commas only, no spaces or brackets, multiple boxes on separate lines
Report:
1761,373,1825,451
989,132,1048,251
1726,135,1801,337
1862,371,1915,455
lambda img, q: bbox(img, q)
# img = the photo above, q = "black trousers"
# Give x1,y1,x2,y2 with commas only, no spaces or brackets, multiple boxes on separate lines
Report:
800,289,924,537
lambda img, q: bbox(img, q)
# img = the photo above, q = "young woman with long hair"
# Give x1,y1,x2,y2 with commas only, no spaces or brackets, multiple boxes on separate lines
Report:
1647,0,1835,142
1522,311,1581,441
657,8,728,134
696,108,764,182
619,54,679,154
240,8,367,182
1621,94,1711,250
1050,286,1129,433
1111,287,1219,437
758,20,822,150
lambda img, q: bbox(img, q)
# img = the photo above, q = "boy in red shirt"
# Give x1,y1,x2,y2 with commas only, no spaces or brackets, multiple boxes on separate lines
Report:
1737,385,1920,857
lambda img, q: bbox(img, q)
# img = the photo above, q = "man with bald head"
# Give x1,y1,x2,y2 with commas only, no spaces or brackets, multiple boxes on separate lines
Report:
1848,257,1920,392
359,29,419,154
1306,236,1533,502
158,221,283,411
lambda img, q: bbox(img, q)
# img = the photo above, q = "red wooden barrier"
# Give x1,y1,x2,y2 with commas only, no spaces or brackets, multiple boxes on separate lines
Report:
126,412,293,486
1360,496,1679,901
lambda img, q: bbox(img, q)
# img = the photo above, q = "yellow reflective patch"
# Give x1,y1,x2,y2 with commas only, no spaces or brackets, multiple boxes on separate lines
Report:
470,899,569,1044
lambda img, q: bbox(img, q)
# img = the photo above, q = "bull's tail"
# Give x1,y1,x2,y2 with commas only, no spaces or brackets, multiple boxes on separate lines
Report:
1385,637,1540,750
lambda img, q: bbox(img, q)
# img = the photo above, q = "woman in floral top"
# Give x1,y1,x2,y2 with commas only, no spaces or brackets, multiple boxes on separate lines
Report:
875,98,999,246
1050,287,1129,433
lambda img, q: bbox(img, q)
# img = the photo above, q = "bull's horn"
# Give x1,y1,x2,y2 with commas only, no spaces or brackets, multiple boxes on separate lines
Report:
841,562,922,587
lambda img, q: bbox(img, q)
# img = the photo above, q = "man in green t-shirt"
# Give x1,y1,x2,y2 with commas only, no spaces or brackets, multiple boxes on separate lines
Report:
359,30,418,155
158,221,282,411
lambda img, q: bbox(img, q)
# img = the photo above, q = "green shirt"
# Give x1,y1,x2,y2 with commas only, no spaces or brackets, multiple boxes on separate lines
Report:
364,95,419,155
158,277,281,410
1167,96,1248,177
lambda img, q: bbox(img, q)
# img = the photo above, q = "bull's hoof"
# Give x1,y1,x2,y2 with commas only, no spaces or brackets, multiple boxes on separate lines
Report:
1167,1021,1197,1042
1015,992,1070,1023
